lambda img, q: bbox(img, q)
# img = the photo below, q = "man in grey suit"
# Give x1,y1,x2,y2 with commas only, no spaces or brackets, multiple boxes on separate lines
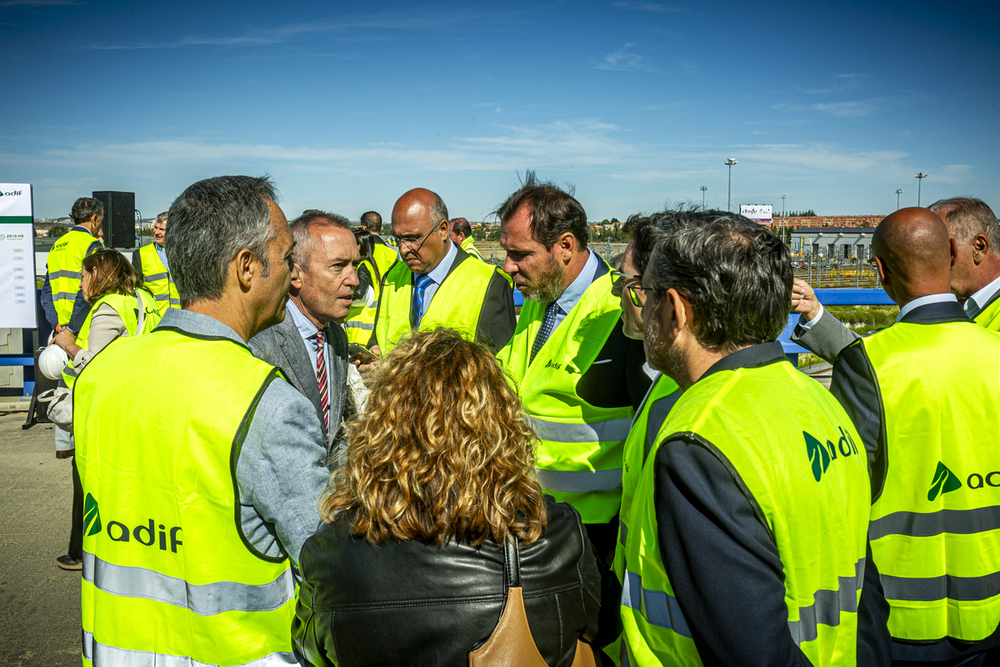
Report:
251,209,359,468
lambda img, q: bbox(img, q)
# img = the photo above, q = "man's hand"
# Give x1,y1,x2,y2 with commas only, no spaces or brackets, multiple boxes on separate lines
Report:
351,344,381,373
791,278,823,322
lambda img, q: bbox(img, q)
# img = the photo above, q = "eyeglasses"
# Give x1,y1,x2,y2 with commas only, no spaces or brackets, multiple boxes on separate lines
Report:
611,270,650,308
396,220,445,252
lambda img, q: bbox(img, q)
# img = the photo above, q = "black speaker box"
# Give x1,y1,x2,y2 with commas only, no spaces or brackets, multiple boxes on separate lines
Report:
92,190,136,249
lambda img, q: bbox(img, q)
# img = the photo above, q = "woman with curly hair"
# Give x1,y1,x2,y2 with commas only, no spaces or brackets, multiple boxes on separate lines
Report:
293,328,618,666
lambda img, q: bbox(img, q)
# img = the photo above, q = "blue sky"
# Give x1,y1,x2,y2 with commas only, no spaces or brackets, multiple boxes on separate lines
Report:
2,0,997,221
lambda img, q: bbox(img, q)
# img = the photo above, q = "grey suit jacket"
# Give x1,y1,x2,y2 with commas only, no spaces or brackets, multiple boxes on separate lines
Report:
790,310,861,364
250,307,353,468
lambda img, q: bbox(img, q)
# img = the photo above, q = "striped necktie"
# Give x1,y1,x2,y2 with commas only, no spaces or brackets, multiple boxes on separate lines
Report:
315,329,329,435
411,273,434,327
530,301,560,363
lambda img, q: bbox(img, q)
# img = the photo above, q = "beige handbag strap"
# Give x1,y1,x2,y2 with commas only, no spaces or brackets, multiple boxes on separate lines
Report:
468,540,598,667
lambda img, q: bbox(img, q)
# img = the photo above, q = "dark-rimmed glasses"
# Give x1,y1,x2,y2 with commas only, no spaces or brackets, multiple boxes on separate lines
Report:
611,270,650,308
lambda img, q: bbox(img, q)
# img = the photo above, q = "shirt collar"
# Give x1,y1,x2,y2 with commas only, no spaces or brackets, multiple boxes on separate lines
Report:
555,249,597,315
72,225,94,235
896,293,958,322
286,299,321,340
158,308,246,346
421,240,458,285
965,274,1000,318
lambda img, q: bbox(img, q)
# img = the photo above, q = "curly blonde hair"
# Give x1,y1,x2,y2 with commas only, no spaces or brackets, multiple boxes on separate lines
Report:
321,328,547,547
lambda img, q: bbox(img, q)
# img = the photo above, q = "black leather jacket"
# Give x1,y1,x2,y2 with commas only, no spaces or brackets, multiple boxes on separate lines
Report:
293,497,620,666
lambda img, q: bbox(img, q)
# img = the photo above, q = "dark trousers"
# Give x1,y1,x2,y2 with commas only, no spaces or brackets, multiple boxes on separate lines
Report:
68,456,83,559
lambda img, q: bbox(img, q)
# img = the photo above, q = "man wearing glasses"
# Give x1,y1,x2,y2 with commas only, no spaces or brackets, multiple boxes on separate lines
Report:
609,214,680,592
495,173,651,562
370,187,515,356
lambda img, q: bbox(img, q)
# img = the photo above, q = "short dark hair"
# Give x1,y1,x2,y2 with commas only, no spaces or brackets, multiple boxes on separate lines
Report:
360,211,382,234
70,197,104,225
290,209,352,268
928,197,999,250
623,213,670,276
494,170,588,249
450,217,472,238
166,175,278,307
646,210,791,352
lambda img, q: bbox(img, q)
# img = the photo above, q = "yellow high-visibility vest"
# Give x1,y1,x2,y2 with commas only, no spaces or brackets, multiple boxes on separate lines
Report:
138,242,180,314
48,228,102,326
75,329,297,666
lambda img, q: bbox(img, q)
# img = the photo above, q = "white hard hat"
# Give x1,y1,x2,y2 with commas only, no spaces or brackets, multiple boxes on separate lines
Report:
39,345,70,381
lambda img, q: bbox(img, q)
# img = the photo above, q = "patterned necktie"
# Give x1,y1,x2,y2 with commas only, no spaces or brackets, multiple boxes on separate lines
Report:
530,302,560,363
411,273,434,327
315,330,329,435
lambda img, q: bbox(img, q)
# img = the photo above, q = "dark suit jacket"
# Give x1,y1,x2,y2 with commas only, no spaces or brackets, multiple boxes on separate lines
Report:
250,307,352,468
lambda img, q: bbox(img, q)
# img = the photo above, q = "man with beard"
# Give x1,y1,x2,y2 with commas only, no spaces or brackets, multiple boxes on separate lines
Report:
619,209,890,666
496,172,650,561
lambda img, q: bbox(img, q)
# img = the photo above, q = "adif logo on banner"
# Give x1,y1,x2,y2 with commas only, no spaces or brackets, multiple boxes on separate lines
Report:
740,204,773,222
0,183,31,217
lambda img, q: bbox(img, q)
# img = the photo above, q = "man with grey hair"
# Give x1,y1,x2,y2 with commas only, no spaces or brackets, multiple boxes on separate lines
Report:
73,176,329,665
131,211,180,315
620,209,889,665
251,209,359,466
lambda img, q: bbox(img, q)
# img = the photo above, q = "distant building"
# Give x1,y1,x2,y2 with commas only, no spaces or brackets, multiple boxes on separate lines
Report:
765,215,882,232
790,227,875,260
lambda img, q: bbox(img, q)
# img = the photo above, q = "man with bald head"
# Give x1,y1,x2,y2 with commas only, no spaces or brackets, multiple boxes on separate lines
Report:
370,188,515,355
792,198,1000,358
830,208,1000,664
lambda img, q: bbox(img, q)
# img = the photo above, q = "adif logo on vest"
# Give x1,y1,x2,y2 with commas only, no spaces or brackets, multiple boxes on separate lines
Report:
81,493,183,552
927,462,963,501
805,428,859,482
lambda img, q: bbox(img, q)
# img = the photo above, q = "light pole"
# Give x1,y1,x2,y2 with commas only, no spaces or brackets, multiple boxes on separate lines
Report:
896,189,903,211
915,173,928,206
700,185,708,209
780,194,787,241
725,158,737,212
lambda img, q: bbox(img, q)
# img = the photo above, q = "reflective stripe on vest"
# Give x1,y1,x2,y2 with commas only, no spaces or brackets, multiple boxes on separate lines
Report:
497,265,633,524
375,253,501,354
75,329,296,665
83,631,298,666
48,229,101,325
621,571,692,638
83,552,295,615
139,243,180,315
787,557,866,645
863,320,1000,643
620,359,870,666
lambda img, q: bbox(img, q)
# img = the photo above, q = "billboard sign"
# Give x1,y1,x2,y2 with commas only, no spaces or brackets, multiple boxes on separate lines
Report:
740,204,773,222
0,183,37,328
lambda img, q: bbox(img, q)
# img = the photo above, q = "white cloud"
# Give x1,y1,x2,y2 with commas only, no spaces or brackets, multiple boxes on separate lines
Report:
595,43,655,72
934,164,972,184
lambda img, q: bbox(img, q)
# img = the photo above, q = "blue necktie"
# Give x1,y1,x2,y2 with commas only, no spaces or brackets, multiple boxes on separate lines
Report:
530,302,560,362
411,273,434,326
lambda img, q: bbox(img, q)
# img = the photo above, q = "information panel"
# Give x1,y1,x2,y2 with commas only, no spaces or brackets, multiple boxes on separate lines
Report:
740,204,773,223
0,183,37,328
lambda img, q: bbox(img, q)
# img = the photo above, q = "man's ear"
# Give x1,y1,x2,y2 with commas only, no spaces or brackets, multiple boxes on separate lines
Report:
555,232,576,262
972,234,989,265
234,249,256,292
666,288,689,340
873,255,889,285
949,237,959,269
290,262,303,291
